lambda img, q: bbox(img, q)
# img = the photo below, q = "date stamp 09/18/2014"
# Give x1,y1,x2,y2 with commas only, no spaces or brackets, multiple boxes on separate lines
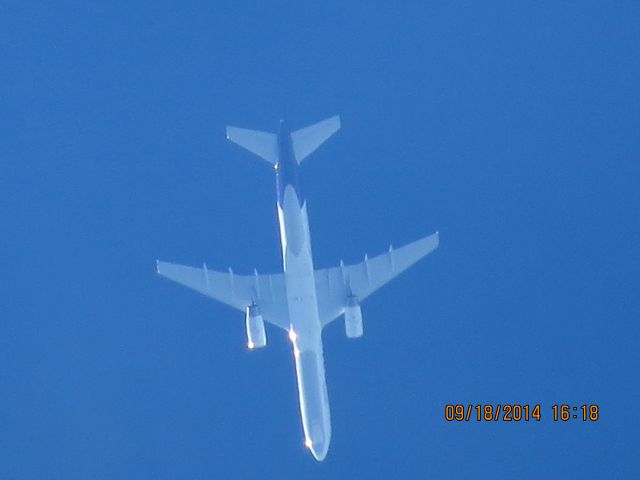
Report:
444,404,600,422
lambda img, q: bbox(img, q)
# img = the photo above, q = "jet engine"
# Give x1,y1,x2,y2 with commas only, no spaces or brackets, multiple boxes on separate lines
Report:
245,304,267,349
344,295,363,338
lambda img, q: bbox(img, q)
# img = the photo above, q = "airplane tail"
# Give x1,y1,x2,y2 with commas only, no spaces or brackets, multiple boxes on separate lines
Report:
226,115,340,166
226,126,279,165
290,115,340,164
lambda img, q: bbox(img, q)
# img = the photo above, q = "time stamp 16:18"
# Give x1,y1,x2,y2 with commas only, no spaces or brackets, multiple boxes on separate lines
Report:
444,404,600,422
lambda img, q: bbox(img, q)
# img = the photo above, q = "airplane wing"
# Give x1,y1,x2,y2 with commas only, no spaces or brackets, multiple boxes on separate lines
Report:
156,261,290,330
314,232,439,327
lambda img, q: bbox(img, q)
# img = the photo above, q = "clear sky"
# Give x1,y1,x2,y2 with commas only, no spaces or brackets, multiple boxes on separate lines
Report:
2,1,639,478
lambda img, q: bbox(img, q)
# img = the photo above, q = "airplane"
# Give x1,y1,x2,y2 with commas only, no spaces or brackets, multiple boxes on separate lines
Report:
156,115,439,461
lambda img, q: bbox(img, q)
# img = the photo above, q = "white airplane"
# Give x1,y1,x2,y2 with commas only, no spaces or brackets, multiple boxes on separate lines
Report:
156,116,439,461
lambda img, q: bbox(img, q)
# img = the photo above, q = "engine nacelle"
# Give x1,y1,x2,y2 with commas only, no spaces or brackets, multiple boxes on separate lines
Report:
344,295,363,338
245,304,267,349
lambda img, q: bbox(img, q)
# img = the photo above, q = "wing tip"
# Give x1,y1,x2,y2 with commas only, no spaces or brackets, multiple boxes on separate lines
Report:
431,231,440,249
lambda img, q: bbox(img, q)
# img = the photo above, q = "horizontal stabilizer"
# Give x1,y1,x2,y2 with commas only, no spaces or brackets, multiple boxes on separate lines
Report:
291,115,341,164
226,126,278,165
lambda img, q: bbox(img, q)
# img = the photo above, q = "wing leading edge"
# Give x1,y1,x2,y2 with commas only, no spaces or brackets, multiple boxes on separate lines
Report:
156,261,290,330
314,232,439,327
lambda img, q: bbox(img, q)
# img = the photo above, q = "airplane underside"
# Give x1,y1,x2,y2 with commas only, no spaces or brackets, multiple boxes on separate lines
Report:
156,115,439,461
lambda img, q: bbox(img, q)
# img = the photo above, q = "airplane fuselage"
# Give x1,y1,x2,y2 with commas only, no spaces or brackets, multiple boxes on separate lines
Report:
274,121,331,461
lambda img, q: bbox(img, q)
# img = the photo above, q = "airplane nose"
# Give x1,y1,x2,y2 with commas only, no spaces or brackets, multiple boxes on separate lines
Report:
305,423,330,461
307,438,328,461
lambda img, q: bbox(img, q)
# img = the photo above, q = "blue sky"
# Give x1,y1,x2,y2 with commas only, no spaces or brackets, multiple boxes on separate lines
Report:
1,1,639,478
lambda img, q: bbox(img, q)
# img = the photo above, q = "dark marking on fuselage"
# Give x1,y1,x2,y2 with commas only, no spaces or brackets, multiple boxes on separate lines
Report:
275,120,305,208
